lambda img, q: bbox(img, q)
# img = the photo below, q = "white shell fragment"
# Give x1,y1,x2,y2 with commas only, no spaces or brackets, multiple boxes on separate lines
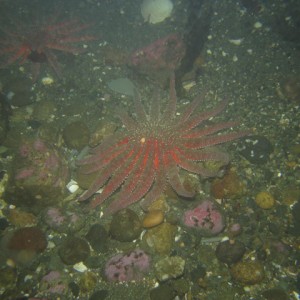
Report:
254,21,262,29
66,179,79,193
228,38,243,46
141,0,173,24
41,76,54,86
73,262,88,272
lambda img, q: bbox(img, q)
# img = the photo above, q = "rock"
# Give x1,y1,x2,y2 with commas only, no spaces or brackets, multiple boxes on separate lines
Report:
215,240,246,264
255,191,275,209
32,100,56,122
0,94,11,144
182,200,225,236
211,169,246,199
0,267,17,292
40,271,68,296
142,210,164,228
4,77,35,107
85,224,108,252
8,227,47,253
63,121,90,150
129,34,185,86
109,209,142,242
78,271,98,293
237,135,274,164
107,78,135,96
154,256,185,281
7,209,37,227
43,207,66,231
104,249,150,282
89,290,109,300
150,284,175,300
59,237,90,265
262,288,289,300
279,76,300,103
143,222,176,255
0,217,9,231
230,261,265,285
4,137,69,212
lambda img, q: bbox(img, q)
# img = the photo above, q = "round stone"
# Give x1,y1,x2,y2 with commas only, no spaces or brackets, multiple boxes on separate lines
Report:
237,135,273,164
109,209,142,242
63,121,90,150
8,227,47,253
215,240,246,264
85,224,108,252
230,261,265,285
154,256,185,282
142,210,164,228
59,237,90,265
255,191,275,209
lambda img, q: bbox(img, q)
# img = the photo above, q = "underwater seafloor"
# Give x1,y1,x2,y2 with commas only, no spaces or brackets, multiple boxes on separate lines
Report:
0,0,299,299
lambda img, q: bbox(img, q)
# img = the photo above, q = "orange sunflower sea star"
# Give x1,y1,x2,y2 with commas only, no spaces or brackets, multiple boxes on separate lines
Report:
77,74,249,214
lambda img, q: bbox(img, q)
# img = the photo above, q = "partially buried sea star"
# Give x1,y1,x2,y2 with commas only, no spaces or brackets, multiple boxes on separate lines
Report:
77,74,249,214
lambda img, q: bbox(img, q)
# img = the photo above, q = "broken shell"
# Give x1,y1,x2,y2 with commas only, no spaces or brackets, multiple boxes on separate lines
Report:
228,38,243,46
66,180,79,193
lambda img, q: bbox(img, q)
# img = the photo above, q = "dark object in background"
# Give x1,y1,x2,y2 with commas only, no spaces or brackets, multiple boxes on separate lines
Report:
237,135,274,164
240,0,264,14
176,0,212,86
215,240,246,265
0,93,11,144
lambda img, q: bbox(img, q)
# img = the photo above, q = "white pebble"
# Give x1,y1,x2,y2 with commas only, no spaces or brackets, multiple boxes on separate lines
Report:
66,180,79,193
73,262,88,272
228,38,243,46
254,21,262,29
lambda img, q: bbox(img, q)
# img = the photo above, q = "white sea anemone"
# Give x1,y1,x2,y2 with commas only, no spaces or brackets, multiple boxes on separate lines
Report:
141,0,173,24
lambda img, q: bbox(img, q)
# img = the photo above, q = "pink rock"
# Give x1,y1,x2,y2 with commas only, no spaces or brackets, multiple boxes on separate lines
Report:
42,271,61,282
15,138,69,189
105,249,150,282
183,200,225,236
33,139,48,152
228,223,242,237
129,33,185,84
44,207,66,229
19,143,31,157
15,168,34,180
41,271,67,295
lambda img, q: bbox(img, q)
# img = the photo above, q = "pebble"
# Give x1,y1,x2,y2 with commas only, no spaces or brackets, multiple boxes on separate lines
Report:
154,256,185,282
58,237,90,265
143,222,176,255
215,240,246,264
73,261,88,272
262,288,290,300
230,261,265,285
142,210,164,228
211,169,246,199
109,209,142,242
7,209,37,227
255,191,275,209
78,271,97,293
150,284,175,300
237,135,273,165
8,227,47,253
85,223,108,252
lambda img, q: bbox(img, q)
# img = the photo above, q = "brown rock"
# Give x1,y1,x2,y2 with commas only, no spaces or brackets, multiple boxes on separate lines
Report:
211,169,246,199
8,227,47,253
142,210,164,228
144,222,176,255
8,209,37,227
230,261,265,285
